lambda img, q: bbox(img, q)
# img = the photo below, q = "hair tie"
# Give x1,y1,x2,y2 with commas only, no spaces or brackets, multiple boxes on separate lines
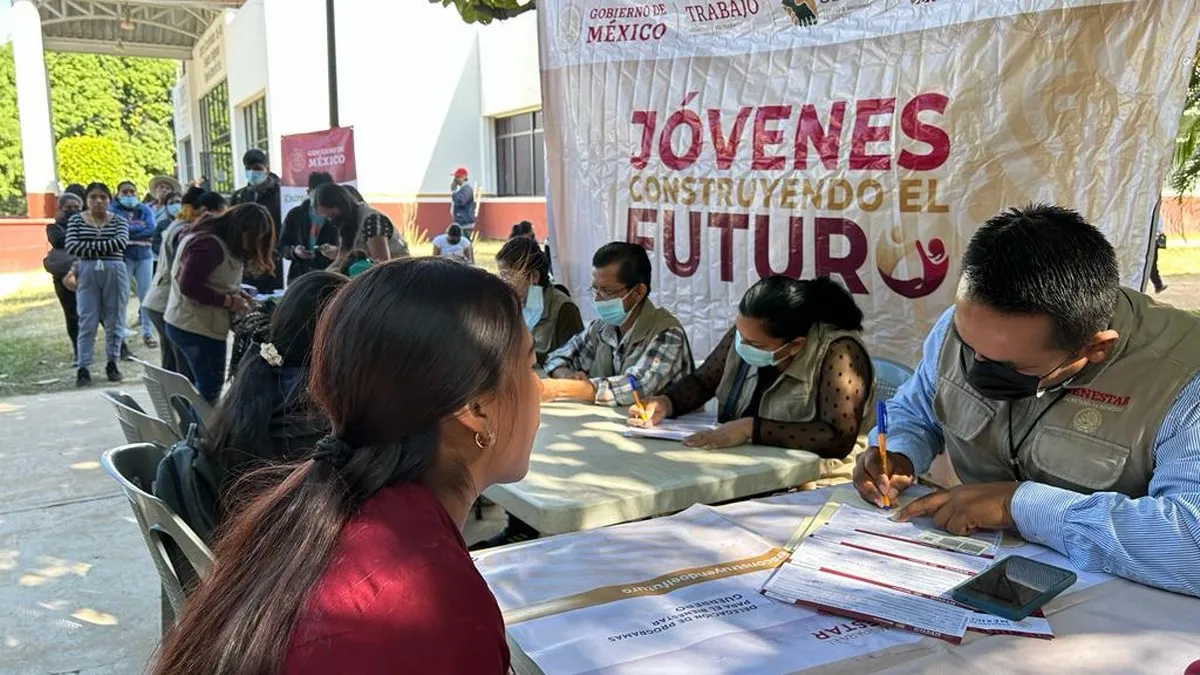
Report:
312,435,354,468
259,342,283,367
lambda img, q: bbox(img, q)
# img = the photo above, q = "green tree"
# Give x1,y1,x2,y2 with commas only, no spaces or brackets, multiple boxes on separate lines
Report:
0,44,26,215
57,136,146,189
1169,48,1200,195
0,46,176,215
430,0,534,24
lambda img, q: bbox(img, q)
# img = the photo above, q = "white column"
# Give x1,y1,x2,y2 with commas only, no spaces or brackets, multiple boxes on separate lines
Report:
11,0,58,217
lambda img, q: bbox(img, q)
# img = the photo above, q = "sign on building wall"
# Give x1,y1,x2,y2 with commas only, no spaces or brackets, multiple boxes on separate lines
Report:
174,77,192,141
279,126,358,218
538,0,1200,364
197,16,227,94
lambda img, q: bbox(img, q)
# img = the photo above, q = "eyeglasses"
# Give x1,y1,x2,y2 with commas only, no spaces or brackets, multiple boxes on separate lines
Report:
589,286,629,301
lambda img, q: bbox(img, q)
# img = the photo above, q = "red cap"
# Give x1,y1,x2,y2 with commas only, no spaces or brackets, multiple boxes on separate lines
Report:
453,167,469,178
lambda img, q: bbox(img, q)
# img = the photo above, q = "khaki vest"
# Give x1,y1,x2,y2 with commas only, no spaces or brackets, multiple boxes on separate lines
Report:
165,233,244,341
933,288,1200,497
144,220,187,314
589,299,692,378
714,324,872,425
532,285,575,360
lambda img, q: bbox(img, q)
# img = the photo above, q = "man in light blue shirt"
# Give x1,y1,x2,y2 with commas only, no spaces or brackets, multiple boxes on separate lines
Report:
855,204,1200,597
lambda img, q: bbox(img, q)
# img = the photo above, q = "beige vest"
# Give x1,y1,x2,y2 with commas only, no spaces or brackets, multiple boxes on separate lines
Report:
589,300,692,378
532,286,574,360
933,288,1200,497
714,324,872,424
165,233,244,341
144,220,187,314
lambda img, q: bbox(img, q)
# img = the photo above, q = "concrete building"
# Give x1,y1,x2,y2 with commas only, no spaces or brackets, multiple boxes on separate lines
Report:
7,0,547,245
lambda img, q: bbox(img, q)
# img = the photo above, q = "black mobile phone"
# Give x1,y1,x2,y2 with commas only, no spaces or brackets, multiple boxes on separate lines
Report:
949,555,1077,621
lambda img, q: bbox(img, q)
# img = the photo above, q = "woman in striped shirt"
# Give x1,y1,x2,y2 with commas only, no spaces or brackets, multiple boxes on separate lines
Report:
66,182,130,387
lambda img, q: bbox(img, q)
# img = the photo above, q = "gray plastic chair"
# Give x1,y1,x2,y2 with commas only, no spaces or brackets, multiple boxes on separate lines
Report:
101,443,213,633
100,390,180,449
871,357,915,404
132,357,213,435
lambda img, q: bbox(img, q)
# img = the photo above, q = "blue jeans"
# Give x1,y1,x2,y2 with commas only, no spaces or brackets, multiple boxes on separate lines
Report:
165,324,226,403
124,256,155,338
76,259,129,368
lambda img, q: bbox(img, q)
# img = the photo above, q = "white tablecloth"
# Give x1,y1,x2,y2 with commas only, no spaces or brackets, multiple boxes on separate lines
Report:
485,488,1200,674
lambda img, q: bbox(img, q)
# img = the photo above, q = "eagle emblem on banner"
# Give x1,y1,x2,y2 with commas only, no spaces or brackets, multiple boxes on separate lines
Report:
782,0,817,25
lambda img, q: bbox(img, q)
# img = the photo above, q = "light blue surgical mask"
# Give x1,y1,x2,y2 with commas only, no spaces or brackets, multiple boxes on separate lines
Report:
593,291,631,327
734,332,784,368
118,195,139,209
309,207,325,225
523,285,545,331
167,203,181,217
246,169,267,186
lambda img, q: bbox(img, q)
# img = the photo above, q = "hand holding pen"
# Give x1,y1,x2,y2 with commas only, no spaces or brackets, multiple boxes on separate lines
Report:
851,400,917,509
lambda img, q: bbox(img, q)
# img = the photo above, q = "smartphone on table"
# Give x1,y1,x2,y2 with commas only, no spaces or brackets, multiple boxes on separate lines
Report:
950,555,1077,621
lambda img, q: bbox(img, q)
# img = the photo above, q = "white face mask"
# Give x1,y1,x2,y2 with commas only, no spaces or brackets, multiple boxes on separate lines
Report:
523,285,545,331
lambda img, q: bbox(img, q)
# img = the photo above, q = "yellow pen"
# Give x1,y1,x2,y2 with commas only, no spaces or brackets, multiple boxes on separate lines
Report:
629,376,650,422
876,400,891,508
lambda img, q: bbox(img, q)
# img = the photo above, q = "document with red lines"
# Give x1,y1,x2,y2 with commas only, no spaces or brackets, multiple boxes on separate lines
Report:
761,505,1053,643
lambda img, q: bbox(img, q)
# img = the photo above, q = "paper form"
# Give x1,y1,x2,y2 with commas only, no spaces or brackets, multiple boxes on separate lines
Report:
623,411,717,442
822,504,1002,558
762,505,1055,642
763,562,971,643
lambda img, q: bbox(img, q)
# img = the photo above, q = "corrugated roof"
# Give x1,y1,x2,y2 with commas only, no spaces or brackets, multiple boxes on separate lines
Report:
35,1,246,60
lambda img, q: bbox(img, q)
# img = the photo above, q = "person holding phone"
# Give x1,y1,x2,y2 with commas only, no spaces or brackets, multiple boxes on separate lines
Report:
855,204,1200,597
165,204,277,403
280,172,339,284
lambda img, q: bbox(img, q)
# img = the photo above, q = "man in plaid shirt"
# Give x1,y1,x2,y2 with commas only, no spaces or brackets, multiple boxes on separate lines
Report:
543,242,693,406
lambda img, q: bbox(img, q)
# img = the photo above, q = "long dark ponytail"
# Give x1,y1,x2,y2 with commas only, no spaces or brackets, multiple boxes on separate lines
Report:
153,258,523,675
202,272,348,473
739,275,864,341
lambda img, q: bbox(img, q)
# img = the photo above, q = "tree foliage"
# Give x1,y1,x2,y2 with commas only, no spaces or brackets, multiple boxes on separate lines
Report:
1169,47,1200,196
0,44,25,215
430,0,535,24
56,136,144,190
0,44,176,215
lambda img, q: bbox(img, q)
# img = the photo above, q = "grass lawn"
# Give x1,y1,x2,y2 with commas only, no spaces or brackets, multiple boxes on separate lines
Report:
0,272,86,396
1157,246,1200,277
0,240,508,398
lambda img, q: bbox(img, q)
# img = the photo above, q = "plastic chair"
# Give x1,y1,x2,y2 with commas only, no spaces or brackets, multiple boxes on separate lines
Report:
132,357,213,435
101,443,213,633
871,357,915,404
100,390,181,449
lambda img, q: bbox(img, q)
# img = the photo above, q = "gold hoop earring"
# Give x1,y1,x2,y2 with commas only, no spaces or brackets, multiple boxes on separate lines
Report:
474,430,495,450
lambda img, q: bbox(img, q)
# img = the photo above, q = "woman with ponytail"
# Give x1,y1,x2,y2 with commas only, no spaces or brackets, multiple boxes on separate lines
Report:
202,271,347,486
628,276,873,455
152,258,541,674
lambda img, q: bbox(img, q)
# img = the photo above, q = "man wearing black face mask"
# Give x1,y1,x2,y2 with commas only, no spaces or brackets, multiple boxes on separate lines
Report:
853,204,1200,597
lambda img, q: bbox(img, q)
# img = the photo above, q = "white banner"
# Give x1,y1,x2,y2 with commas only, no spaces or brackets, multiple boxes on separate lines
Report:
539,0,1200,363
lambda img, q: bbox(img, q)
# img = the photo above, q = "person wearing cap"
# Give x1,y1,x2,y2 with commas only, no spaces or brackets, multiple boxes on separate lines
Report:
148,175,182,224
450,167,477,238
231,148,284,293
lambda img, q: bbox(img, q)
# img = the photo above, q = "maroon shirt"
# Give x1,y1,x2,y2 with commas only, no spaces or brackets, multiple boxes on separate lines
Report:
284,482,510,674
176,234,228,308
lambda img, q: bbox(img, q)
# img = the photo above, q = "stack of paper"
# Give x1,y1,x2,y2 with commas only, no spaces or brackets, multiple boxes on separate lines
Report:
623,411,717,442
761,505,1055,643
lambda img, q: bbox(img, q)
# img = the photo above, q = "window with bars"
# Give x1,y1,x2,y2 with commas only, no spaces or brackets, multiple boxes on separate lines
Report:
242,97,269,155
495,110,545,197
198,80,232,193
